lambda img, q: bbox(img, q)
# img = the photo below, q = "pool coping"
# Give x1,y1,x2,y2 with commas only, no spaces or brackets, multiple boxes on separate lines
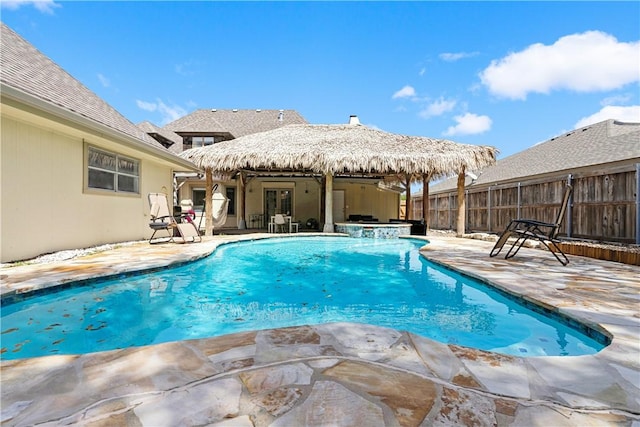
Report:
1,233,639,425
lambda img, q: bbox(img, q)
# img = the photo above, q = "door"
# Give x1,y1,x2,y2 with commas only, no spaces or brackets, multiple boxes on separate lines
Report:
264,189,293,218
332,190,345,222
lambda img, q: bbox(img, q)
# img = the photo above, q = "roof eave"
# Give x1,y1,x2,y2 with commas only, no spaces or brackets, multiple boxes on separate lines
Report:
1,83,200,172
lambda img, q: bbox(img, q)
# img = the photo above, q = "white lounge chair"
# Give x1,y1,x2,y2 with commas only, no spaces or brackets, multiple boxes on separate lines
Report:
148,193,202,244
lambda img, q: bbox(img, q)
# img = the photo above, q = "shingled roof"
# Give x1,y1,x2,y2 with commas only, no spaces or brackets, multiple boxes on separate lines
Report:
0,23,169,154
137,121,183,154
429,119,640,193
163,108,308,139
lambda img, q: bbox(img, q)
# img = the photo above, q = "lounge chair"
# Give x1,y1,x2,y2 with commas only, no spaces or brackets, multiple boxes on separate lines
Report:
148,193,202,244
490,184,572,265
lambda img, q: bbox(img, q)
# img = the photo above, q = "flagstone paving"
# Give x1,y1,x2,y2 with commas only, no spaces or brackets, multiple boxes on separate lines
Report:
1,233,639,426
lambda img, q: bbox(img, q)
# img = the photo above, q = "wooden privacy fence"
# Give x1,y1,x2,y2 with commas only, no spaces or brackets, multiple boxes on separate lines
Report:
421,164,639,244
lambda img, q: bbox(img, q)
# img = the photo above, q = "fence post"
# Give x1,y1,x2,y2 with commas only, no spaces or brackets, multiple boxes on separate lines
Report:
435,194,438,229
567,174,573,238
517,182,521,219
636,163,639,244
465,189,469,233
448,193,452,229
487,186,492,233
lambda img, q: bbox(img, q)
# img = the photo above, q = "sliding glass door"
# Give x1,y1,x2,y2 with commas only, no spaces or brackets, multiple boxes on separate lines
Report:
264,189,293,217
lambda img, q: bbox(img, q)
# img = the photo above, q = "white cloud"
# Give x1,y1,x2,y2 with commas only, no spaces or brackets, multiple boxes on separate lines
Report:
480,31,640,100
444,113,492,136
392,85,416,99
136,99,187,125
419,67,426,76
136,100,158,112
0,0,60,13
439,51,479,62
419,97,457,118
600,93,633,106
175,60,198,77
97,73,110,88
574,105,640,128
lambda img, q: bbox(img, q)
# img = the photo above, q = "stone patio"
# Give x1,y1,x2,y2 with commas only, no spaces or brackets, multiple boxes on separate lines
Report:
1,233,639,426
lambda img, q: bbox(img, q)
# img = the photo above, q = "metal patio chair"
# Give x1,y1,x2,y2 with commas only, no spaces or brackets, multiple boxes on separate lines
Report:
148,193,202,244
490,184,573,265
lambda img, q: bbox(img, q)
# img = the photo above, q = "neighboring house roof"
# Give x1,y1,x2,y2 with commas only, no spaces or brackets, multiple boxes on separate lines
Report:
0,23,195,170
163,108,308,140
137,121,183,154
429,119,640,193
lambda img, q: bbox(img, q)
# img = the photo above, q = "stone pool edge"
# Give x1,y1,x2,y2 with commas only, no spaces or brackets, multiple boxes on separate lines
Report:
1,233,639,425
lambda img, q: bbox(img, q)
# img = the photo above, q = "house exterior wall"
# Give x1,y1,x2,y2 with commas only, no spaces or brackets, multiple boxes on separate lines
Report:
176,177,400,230
1,107,177,263
335,180,400,222
251,179,322,228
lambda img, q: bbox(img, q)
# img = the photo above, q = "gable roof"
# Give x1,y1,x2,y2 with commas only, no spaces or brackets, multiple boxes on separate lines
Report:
0,23,195,170
137,121,183,153
163,108,308,140
429,119,640,193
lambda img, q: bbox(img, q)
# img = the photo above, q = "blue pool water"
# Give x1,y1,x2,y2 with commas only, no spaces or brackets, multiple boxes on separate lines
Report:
1,237,606,360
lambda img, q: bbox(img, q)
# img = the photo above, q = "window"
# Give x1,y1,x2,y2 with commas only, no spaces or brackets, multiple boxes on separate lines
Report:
192,189,206,210
87,146,139,193
192,136,215,148
184,136,216,150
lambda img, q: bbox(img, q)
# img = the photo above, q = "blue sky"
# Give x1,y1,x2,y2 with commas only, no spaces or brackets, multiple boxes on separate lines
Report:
2,1,639,159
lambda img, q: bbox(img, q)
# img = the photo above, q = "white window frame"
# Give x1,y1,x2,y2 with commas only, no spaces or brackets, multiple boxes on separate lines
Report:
191,136,215,148
85,145,140,194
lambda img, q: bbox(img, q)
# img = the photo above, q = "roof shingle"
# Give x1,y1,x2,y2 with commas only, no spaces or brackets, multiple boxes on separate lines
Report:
163,108,308,139
137,121,184,153
0,23,166,152
430,119,640,192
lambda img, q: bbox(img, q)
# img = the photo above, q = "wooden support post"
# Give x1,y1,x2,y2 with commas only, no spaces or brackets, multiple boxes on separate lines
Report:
237,171,246,229
323,172,334,233
456,168,466,237
422,173,432,231
205,169,213,236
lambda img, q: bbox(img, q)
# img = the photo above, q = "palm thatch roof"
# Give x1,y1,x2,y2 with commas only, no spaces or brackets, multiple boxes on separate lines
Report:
179,123,498,178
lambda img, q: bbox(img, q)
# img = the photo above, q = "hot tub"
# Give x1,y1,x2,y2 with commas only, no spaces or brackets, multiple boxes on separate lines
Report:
335,222,411,238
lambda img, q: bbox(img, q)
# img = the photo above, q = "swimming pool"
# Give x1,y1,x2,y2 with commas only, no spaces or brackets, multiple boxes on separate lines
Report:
1,236,607,360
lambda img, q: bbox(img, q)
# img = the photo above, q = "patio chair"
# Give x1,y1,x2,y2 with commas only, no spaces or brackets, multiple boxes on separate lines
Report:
148,193,202,244
273,213,287,233
489,184,572,265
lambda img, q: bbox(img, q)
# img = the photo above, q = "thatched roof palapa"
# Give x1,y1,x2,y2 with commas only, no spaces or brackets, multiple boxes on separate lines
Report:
178,121,498,235
179,123,498,177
